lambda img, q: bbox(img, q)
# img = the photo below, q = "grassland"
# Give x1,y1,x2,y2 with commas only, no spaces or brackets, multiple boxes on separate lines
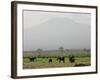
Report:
23,50,91,69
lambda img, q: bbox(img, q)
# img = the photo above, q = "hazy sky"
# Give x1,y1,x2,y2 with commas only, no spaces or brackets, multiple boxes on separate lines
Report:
23,10,91,51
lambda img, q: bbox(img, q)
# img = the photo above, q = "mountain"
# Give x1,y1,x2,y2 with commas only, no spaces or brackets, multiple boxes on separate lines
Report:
23,17,90,51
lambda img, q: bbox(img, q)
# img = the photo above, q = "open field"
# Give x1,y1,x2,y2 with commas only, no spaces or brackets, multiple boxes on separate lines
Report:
23,50,91,69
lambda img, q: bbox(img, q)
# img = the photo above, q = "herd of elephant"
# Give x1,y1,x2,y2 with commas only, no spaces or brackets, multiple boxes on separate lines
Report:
27,55,90,67
29,55,75,63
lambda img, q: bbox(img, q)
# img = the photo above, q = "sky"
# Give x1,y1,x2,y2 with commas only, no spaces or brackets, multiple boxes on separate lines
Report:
23,10,91,51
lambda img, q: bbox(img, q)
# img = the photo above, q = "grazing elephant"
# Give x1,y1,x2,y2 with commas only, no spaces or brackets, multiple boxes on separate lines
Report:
48,59,52,63
56,56,65,63
29,57,36,62
69,55,75,63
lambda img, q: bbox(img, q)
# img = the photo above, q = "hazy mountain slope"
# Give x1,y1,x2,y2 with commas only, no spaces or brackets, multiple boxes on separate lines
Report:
24,17,90,51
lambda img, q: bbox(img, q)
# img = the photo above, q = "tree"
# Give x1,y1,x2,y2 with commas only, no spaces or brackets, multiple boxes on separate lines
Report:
66,49,69,52
36,48,43,54
83,48,87,51
59,46,64,53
